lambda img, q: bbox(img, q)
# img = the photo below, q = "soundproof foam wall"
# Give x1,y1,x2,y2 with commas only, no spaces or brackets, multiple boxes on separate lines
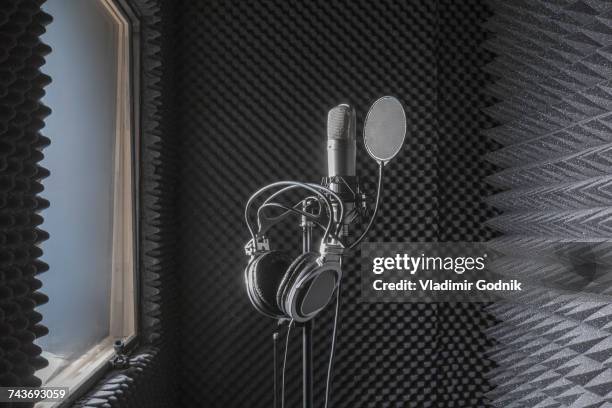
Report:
484,1,612,407
174,1,497,407
0,2,51,406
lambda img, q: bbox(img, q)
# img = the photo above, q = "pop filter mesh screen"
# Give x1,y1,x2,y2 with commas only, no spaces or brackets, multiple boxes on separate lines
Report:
363,97,406,162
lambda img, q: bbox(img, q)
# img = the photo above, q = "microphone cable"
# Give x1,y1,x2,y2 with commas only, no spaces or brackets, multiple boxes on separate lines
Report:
348,161,384,250
321,162,384,408
324,277,342,408
281,319,294,408
272,319,287,408
279,285,341,408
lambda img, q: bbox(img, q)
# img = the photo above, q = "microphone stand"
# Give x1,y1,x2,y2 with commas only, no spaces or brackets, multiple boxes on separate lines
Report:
298,185,349,408
300,199,314,408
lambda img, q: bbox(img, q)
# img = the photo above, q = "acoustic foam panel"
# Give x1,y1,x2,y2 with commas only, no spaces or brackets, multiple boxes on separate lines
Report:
0,0,51,404
484,0,612,407
174,1,497,407
72,0,181,406
434,2,501,406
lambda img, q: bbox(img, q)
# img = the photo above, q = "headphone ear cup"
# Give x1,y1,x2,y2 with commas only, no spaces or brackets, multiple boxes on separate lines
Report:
245,254,263,314
277,252,319,317
247,250,291,318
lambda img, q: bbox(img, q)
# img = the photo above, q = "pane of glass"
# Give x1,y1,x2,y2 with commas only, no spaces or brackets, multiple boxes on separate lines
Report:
37,0,119,379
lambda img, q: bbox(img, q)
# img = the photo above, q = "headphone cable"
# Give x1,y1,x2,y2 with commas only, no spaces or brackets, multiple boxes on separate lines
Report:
245,182,336,243
259,183,346,237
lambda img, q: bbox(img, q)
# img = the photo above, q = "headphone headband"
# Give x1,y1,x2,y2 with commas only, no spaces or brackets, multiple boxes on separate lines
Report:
244,181,346,246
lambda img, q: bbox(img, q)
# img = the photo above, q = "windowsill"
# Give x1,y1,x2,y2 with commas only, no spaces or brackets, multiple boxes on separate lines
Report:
35,334,135,408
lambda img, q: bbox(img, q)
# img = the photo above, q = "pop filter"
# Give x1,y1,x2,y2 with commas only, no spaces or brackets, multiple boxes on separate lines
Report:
363,96,406,164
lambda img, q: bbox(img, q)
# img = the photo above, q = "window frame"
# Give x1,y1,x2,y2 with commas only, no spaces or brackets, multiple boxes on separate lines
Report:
36,0,141,406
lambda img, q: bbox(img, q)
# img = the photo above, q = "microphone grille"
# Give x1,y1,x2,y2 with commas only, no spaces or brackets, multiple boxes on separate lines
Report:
327,104,355,140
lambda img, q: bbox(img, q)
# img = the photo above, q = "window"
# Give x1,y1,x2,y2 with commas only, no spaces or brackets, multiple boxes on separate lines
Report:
35,0,136,403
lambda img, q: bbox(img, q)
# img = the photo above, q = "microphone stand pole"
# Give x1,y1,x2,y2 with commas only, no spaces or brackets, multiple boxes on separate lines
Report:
300,200,314,408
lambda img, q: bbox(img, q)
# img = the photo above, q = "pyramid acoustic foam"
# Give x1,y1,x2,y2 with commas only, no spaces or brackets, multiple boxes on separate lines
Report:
0,0,51,403
484,1,612,407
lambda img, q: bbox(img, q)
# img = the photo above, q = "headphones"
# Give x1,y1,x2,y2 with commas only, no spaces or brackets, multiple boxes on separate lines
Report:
244,182,345,322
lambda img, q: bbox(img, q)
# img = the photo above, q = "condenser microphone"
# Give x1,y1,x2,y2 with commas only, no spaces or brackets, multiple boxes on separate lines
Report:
327,104,356,178
325,104,358,235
